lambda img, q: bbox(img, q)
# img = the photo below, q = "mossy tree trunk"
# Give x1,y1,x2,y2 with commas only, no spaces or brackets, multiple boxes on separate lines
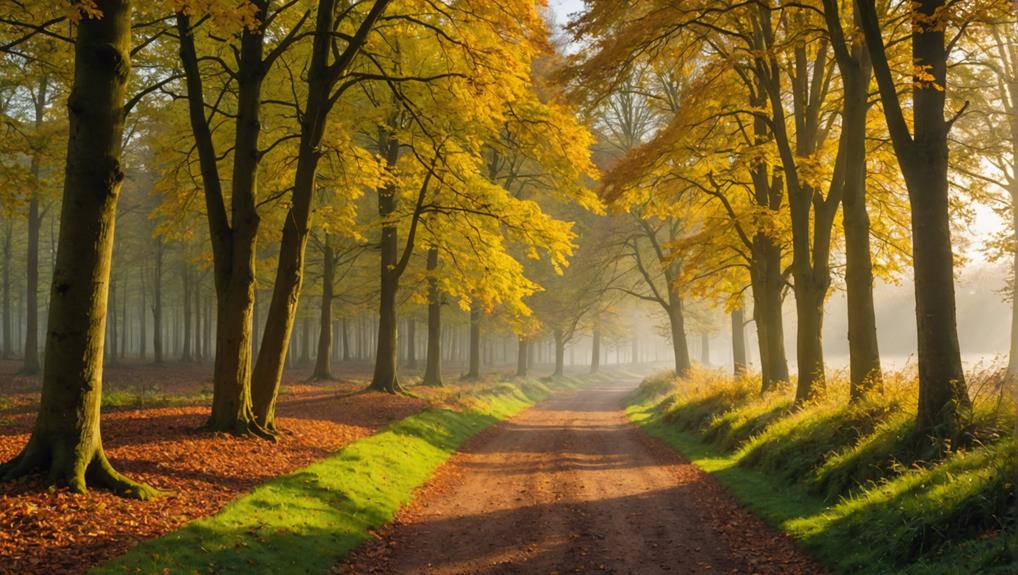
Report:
0,0,156,498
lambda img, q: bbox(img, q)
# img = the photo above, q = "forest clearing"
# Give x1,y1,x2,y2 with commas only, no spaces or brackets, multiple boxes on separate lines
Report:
1,0,1017,573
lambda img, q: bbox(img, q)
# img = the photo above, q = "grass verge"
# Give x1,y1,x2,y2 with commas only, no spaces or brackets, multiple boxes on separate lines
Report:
627,369,1017,575
92,374,590,574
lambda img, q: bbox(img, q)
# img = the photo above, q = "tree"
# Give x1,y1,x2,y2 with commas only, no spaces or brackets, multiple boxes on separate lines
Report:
0,0,157,498
856,0,971,435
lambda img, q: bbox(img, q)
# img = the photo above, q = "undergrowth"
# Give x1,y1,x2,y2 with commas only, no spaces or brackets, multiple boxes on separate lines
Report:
627,366,1017,574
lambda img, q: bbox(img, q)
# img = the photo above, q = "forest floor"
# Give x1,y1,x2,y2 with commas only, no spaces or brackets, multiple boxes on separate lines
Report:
0,360,429,574
337,378,824,575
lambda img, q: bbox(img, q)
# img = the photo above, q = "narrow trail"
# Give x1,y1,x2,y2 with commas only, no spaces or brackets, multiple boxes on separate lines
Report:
338,379,824,575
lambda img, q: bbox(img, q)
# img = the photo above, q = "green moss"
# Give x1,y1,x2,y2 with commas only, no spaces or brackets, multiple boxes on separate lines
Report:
93,376,575,574
101,386,214,411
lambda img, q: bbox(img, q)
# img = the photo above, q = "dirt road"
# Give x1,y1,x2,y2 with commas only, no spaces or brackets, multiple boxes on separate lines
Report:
338,379,824,575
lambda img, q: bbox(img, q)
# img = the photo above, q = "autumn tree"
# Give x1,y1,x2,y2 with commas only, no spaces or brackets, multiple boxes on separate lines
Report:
856,0,971,434
0,0,157,498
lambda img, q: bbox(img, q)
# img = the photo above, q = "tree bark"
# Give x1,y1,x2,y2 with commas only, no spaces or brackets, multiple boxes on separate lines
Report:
312,243,334,380
0,0,157,498
107,275,118,366
590,328,601,374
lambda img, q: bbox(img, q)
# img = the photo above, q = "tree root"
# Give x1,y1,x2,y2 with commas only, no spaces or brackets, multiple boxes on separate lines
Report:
1,442,160,500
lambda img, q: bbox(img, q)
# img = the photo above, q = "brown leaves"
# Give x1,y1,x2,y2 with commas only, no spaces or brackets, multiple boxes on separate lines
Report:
0,362,428,575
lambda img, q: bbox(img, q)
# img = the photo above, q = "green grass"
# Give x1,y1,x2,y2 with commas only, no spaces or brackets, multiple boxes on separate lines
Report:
92,376,581,575
101,386,214,411
627,374,1018,575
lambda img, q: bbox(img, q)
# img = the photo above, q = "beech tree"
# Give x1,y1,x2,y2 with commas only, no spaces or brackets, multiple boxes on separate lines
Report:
856,0,971,434
0,0,157,498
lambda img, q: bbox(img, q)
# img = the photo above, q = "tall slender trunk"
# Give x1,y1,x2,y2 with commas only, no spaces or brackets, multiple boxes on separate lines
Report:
838,38,882,399
368,128,404,394
152,239,163,364
466,302,481,379
313,243,334,380
181,264,192,362
139,268,146,359
342,317,351,362
2,223,11,359
700,332,710,366
422,248,443,386
1009,193,1018,379
516,338,529,377
553,329,565,377
0,0,156,498
858,0,969,435
731,304,747,376
666,290,691,376
22,163,41,375
750,234,789,392
590,328,601,374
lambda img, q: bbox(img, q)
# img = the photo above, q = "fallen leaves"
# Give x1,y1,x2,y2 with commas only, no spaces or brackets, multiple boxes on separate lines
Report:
0,361,428,575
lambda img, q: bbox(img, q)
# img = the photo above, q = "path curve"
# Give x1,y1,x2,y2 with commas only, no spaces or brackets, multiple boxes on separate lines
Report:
337,379,825,575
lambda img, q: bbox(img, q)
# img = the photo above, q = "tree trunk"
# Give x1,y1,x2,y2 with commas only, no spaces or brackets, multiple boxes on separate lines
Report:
139,268,146,360
312,243,334,380
667,290,691,376
1009,194,1018,380
181,264,192,362
20,75,49,374
840,49,882,399
0,0,157,498
553,329,565,377
422,248,443,386
177,10,269,437
2,223,11,359
251,0,390,425
152,239,162,364
731,304,747,376
750,235,789,392
516,338,529,377
858,0,969,435
590,328,600,374
466,302,481,379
